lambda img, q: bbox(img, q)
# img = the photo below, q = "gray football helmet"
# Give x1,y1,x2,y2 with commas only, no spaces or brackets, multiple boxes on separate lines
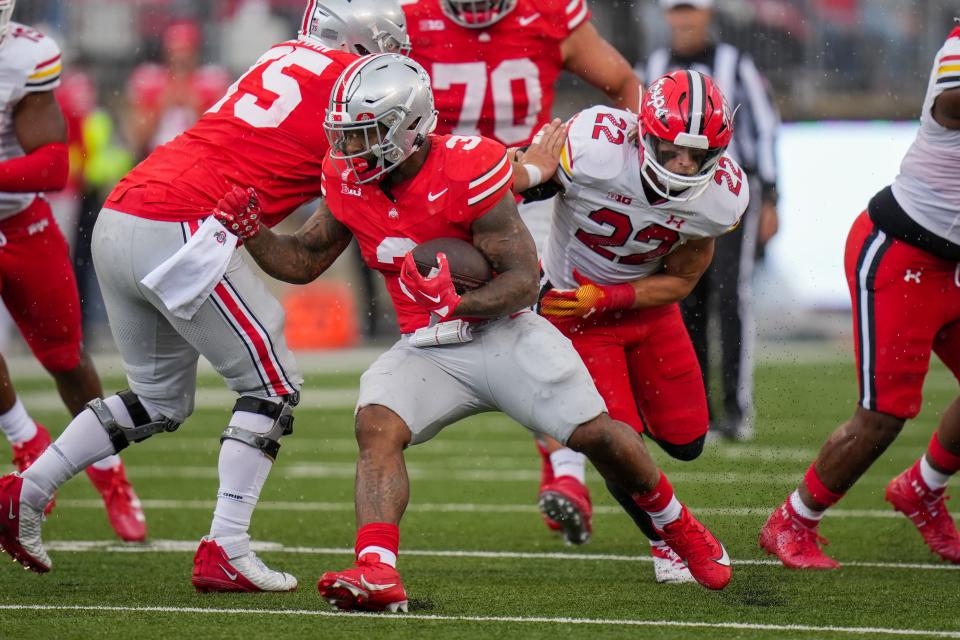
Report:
299,0,411,56
0,0,15,47
440,0,518,29
325,54,437,184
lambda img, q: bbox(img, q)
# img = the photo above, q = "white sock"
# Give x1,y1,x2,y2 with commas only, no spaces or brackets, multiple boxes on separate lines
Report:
550,447,586,484
647,495,683,529
920,455,951,491
0,397,37,444
358,545,398,568
209,408,277,552
89,454,122,471
20,394,135,511
789,489,825,521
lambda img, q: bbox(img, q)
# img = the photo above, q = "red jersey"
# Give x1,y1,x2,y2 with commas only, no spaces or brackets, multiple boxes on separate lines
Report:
405,0,590,147
322,134,514,333
107,40,358,227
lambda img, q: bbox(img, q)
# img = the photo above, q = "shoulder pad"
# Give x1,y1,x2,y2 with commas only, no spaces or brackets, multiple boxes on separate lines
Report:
559,106,635,187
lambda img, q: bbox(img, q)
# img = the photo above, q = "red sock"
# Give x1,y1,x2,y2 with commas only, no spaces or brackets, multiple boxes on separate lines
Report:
803,464,844,509
355,523,400,566
926,433,960,474
785,493,821,530
633,471,675,513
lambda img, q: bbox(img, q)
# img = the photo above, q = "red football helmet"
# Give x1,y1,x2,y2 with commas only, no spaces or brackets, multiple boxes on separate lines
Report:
638,70,734,202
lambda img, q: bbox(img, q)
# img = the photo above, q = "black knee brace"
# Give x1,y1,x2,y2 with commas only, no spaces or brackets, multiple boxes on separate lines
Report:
87,390,180,453
220,395,295,460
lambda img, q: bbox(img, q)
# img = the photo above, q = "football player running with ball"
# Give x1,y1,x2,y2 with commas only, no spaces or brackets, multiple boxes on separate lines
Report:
0,0,410,590
760,22,960,570
530,71,748,583
403,0,642,544
217,54,733,612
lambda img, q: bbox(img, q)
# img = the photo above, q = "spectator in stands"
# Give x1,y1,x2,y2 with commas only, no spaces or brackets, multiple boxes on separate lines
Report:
124,19,230,161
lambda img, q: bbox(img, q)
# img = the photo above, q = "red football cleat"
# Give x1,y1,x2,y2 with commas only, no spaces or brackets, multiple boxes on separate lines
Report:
538,476,592,545
0,473,51,573
759,501,839,570
886,468,960,563
535,440,560,532
657,506,732,590
85,463,147,542
317,553,409,612
10,424,55,515
192,537,298,592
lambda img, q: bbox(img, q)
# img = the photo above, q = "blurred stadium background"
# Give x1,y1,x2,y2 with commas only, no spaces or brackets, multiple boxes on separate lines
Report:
3,0,958,355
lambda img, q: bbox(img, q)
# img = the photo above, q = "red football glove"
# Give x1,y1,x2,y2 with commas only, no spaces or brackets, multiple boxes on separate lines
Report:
539,270,636,318
214,186,262,240
399,252,463,320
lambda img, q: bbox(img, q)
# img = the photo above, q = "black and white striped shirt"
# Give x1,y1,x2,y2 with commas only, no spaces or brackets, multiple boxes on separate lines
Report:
638,43,780,203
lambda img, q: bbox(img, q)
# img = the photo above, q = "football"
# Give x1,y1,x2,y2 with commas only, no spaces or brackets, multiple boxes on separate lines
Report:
412,237,493,294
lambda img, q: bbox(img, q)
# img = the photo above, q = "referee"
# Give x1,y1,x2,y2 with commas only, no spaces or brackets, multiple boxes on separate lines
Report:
637,0,780,441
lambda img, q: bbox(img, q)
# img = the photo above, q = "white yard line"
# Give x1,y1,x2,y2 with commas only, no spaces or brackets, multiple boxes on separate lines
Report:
0,604,957,637
56,498,937,521
39,538,960,572
66,463,900,485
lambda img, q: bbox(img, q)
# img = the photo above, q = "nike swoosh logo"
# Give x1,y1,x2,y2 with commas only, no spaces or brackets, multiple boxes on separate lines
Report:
360,574,397,592
218,563,238,581
7,499,15,520
518,12,540,26
714,544,730,567
427,188,448,202
422,292,442,304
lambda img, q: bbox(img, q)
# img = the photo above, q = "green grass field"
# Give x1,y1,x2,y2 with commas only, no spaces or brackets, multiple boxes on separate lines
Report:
0,353,957,639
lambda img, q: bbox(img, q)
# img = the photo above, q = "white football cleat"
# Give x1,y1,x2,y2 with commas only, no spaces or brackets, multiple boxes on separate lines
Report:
192,537,297,592
651,541,694,584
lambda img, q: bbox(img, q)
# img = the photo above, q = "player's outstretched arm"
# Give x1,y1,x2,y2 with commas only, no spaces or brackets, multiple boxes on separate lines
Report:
629,236,714,307
0,91,68,192
933,86,960,129
561,22,641,112
511,118,566,193
457,194,540,318
216,189,354,285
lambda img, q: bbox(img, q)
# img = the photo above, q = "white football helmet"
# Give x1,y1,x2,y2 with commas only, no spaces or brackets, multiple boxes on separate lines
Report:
325,54,437,184
299,0,411,56
440,0,518,29
0,0,15,47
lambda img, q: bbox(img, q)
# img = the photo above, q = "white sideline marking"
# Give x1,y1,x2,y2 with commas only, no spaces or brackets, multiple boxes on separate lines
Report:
41,539,960,572
57,498,936,521
0,605,957,637
76,463,896,486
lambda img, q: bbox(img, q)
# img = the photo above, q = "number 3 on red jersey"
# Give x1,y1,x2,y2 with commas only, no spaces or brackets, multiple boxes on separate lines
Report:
207,46,333,128
432,59,541,144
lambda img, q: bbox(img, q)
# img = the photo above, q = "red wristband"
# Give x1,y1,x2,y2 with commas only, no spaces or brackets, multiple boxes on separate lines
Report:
604,282,637,310
0,142,68,192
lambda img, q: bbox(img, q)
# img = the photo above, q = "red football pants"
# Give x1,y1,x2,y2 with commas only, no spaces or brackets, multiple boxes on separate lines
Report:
547,303,708,445
0,197,82,372
845,211,960,419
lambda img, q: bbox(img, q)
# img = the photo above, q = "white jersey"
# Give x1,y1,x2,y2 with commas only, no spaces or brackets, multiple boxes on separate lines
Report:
542,106,749,289
891,26,960,245
0,22,62,220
